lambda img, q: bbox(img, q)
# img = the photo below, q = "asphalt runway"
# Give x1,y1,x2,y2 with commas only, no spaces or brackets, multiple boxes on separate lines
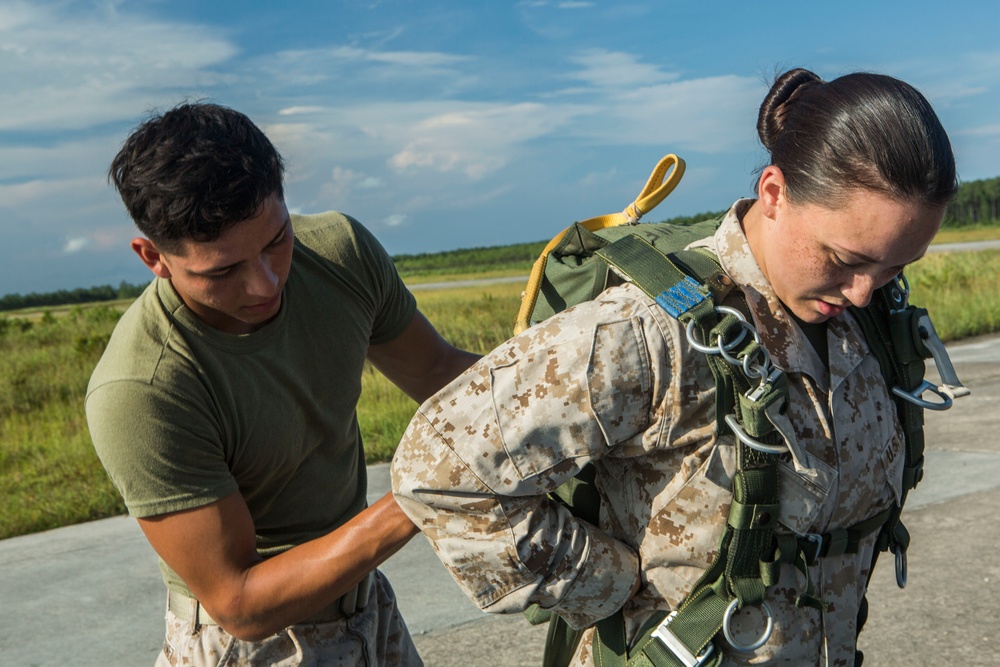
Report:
2,335,998,666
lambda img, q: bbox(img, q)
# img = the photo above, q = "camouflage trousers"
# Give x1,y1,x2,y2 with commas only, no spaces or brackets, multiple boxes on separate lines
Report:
154,571,422,666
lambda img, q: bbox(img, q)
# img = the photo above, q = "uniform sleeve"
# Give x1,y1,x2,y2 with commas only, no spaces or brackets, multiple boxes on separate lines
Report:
391,299,663,629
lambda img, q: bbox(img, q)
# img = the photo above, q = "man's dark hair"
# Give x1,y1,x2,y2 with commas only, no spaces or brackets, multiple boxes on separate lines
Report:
109,102,286,252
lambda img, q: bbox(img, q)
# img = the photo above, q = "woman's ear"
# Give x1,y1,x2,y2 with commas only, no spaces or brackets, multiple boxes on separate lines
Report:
757,165,787,221
131,238,173,279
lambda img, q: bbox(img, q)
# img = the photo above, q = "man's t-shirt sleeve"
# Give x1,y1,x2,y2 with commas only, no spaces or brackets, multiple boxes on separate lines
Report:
293,212,416,346
86,377,238,518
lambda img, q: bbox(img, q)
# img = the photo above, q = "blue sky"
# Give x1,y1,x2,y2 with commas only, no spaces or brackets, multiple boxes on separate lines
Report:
1,0,998,296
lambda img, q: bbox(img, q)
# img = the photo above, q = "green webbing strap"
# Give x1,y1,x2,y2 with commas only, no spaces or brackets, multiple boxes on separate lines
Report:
590,467,779,667
595,236,749,439
594,236,716,321
584,236,786,667
849,285,927,558
847,279,930,666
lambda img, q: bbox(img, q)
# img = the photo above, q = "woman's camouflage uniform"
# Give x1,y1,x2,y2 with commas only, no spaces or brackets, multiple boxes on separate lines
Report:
391,200,904,666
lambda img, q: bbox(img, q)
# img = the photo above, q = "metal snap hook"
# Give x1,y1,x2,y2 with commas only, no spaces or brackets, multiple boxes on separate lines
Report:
684,306,750,355
724,414,788,454
892,381,954,411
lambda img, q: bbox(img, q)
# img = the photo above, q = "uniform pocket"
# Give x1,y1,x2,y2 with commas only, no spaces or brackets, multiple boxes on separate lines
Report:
775,456,836,535
874,429,905,507
491,317,649,480
587,318,651,447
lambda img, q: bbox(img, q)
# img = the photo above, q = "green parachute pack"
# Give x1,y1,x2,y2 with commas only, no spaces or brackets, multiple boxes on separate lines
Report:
515,154,971,667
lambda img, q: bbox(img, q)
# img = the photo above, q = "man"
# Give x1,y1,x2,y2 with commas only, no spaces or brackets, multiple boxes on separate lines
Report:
86,102,478,665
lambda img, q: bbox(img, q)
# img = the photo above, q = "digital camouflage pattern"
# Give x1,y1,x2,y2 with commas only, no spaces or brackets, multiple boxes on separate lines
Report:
391,200,905,667
154,572,421,667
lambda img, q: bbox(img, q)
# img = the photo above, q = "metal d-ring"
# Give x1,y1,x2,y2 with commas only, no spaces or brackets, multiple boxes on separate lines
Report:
685,306,750,355
722,598,774,653
894,546,908,589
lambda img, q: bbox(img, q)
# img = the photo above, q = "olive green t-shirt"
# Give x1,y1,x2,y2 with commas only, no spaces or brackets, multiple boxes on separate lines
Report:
86,212,416,595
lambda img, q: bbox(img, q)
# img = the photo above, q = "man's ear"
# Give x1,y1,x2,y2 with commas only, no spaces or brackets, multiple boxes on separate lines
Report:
756,165,788,222
131,238,173,279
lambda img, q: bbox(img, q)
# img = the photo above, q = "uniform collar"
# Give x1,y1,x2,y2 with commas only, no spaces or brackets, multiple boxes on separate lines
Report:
693,199,831,387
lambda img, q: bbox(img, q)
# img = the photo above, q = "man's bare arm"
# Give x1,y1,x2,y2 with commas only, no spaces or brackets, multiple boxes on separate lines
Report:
137,489,417,641
367,309,481,404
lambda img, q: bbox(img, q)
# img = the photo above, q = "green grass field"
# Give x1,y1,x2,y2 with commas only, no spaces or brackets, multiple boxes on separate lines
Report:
2,248,1000,540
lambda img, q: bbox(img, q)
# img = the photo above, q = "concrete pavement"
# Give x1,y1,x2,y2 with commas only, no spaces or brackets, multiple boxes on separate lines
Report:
2,335,999,666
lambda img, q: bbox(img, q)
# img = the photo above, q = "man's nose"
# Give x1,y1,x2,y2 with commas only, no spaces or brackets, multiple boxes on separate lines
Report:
246,257,279,296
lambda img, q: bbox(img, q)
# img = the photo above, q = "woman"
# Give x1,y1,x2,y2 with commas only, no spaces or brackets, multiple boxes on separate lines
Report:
390,67,957,666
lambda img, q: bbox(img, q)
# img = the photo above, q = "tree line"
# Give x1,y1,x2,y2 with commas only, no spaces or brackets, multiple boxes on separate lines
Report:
0,282,147,313
4,176,998,311
944,176,1000,226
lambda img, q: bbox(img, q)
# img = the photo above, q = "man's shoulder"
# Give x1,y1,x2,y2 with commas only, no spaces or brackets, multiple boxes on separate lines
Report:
291,210,394,274
291,210,356,234
87,282,193,394
289,211,361,245
291,210,366,260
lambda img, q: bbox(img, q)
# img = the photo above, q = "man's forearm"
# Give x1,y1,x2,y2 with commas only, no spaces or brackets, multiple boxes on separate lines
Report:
219,491,418,640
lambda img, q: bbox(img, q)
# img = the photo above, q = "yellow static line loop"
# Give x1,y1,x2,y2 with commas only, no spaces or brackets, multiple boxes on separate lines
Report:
514,154,686,334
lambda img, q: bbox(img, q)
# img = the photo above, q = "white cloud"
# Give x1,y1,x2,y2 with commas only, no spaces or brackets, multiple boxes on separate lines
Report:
278,106,327,116
958,124,1000,138
63,237,89,253
318,166,384,205
261,45,473,89
0,1,237,131
554,52,764,153
568,49,680,89
388,102,581,179
384,214,407,227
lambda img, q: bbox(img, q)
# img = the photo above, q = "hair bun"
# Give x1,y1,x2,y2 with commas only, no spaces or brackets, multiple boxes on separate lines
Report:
757,68,823,152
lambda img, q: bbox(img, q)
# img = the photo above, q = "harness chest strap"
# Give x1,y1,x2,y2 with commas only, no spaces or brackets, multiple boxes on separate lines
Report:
592,238,784,667
588,239,916,667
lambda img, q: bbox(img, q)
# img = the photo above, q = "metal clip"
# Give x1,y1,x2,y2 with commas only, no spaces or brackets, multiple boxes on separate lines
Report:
888,273,911,314
651,612,716,667
799,532,826,565
747,367,784,403
725,414,788,454
893,314,971,410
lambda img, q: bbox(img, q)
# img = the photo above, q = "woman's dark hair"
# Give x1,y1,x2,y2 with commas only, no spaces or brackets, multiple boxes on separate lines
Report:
757,68,958,208
109,102,286,252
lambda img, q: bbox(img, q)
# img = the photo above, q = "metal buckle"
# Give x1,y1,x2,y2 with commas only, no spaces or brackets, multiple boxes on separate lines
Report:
339,571,374,616
651,611,716,667
722,599,774,653
799,532,825,565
